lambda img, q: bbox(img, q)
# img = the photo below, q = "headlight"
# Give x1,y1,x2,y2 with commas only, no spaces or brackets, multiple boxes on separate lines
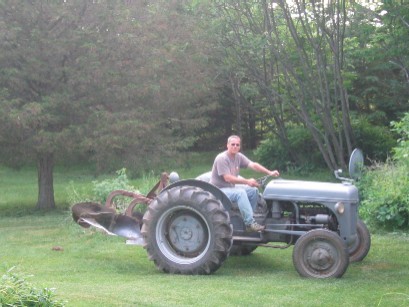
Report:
168,171,180,183
335,202,345,214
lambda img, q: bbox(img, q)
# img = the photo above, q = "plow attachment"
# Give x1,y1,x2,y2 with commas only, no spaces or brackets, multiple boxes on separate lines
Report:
71,173,170,245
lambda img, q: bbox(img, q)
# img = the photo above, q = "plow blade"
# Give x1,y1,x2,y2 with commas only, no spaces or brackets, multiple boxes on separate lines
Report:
71,174,171,246
72,202,144,245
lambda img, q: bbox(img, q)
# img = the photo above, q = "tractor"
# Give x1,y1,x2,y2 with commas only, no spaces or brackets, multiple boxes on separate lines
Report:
72,148,370,278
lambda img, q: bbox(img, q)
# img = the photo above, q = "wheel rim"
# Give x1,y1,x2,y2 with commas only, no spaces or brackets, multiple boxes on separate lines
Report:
156,205,211,265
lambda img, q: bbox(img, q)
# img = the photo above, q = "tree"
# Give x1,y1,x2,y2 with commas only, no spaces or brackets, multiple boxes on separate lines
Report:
209,0,357,170
0,1,102,209
345,1,409,125
0,0,217,209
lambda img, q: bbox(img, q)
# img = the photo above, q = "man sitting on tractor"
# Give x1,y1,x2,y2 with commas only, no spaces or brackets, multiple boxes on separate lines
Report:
210,135,280,232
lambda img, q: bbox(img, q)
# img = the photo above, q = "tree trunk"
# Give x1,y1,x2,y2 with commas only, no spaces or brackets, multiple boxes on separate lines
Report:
230,73,242,137
36,153,56,210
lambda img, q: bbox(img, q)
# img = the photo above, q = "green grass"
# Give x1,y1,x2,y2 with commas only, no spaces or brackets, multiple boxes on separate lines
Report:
0,152,335,213
0,165,96,216
0,153,217,214
1,158,409,306
1,213,409,306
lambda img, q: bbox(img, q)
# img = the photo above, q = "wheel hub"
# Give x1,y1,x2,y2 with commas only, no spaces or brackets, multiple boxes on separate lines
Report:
308,244,334,271
167,213,208,257
180,227,193,240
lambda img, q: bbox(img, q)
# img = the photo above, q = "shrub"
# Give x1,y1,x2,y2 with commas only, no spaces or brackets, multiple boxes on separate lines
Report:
358,113,409,230
255,126,324,173
391,112,409,167
351,116,396,161
67,168,153,214
0,267,65,306
255,137,288,171
91,168,137,210
358,162,409,229
67,168,137,210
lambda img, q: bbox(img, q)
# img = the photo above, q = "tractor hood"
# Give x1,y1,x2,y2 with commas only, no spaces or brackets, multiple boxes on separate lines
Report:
263,148,363,203
263,179,359,203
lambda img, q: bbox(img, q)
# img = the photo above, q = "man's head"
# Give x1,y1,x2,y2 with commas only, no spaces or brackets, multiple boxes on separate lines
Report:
227,135,241,155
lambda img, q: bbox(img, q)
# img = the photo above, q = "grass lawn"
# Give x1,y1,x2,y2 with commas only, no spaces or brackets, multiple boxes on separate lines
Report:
1,213,409,306
1,162,409,306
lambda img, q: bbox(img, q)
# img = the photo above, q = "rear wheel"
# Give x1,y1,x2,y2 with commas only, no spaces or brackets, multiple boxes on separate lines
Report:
293,229,349,278
142,186,233,275
349,219,371,262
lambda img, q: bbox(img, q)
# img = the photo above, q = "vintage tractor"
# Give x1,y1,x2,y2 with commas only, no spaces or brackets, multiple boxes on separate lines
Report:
72,149,370,278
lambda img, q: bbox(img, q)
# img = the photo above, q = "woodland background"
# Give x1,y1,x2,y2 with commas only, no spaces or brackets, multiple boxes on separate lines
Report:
0,0,408,222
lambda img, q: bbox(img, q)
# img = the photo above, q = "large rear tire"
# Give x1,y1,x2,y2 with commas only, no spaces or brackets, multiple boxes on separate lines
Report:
293,229,349,278
142,186,233,275
349,219,371,262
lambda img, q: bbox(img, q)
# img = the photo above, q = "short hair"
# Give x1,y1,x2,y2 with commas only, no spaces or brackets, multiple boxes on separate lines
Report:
227,135,241,144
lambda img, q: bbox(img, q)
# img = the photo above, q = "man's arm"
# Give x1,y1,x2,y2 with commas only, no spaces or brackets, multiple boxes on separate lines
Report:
222,174,259,187
248,162,280,177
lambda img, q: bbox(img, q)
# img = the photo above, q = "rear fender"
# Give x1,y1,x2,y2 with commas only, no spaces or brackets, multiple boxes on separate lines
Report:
163,179,234,211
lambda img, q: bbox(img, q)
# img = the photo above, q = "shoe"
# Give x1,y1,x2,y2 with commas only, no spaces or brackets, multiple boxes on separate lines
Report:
246,222,265,232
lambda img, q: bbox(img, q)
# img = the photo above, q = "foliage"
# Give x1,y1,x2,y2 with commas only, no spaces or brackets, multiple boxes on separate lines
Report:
195,0,409,170
391,112,409,167
358,162,409,229
255,125,325,173
67,168,167,214
359,113,409,230
67,168,140,212
0,0,408,212
92,168,136,207
345,2,409,125
351,115,396,161
205,0,358,170
0,267,65,307
254,138,287,171
0,0,217,170
0,0,219,209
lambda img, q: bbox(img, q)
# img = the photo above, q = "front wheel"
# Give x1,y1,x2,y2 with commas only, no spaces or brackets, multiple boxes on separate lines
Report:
349,219,371,262
141,186,233,275
293,229,349,278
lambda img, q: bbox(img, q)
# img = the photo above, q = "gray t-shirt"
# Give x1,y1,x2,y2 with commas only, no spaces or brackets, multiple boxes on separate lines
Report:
210,151,251,188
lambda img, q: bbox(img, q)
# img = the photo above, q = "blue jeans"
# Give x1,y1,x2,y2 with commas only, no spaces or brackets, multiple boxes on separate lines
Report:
221,186,259,225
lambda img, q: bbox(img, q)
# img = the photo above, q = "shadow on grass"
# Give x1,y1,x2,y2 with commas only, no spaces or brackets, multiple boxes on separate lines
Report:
73,240,295,279
219,248,295,278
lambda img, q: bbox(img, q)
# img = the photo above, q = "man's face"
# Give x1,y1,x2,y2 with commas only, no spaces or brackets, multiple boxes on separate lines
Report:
227,137,241,155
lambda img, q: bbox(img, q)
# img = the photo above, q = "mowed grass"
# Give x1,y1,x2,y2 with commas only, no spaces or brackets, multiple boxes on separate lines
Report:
1,161,409,306
0,165,96,214
1,214,409,306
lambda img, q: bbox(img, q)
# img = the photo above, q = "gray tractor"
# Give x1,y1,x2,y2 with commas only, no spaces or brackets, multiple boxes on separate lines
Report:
72,149,370,278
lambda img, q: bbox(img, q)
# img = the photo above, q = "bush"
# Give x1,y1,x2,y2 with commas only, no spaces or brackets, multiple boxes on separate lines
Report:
67,168,137,210
391,112,409,167
358,113,409,230
0,267,65,306
255,137,288,170
67,168,157,214
255,126,325,173
91,168,137,210
351,116,396,162
358,162,409,229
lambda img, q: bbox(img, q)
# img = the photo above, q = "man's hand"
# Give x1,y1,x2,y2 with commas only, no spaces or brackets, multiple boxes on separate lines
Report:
246,178,259,187
268,170,280,177
248,162,280,178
